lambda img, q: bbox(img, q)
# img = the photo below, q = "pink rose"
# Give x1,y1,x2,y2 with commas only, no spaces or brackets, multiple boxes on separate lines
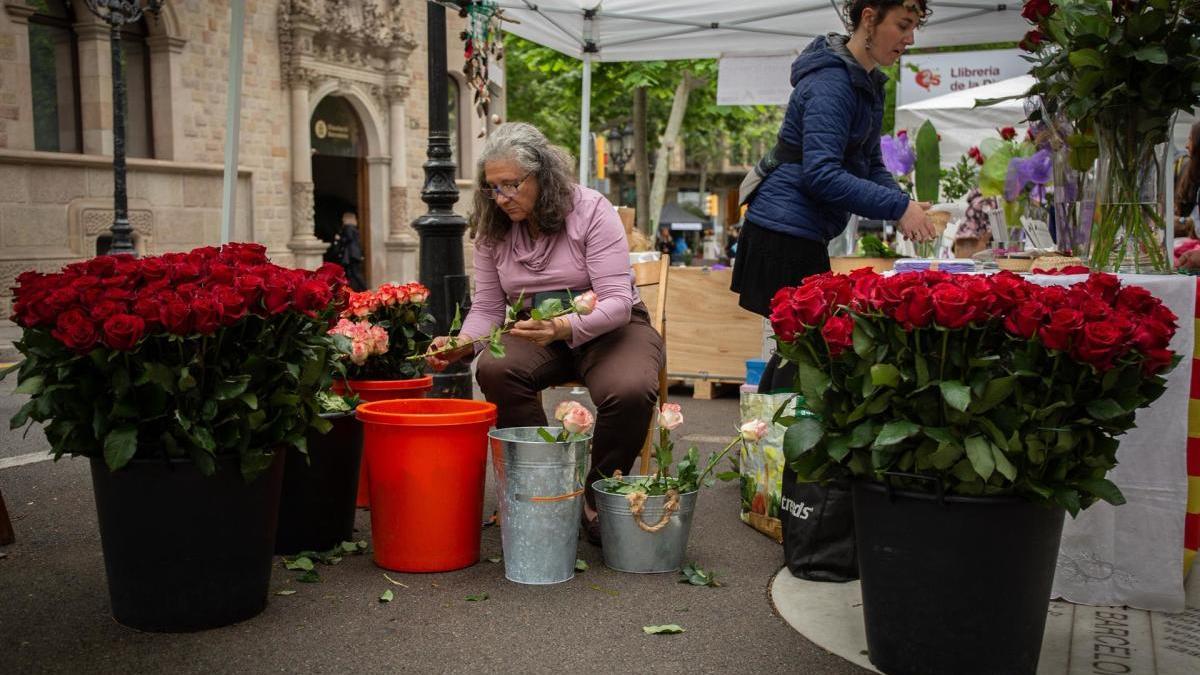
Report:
406,283,430,304
658,403,684,431
739,419,770,443
554,400,582,421
349,340,370,366
572,290,598,316
561,404,595,436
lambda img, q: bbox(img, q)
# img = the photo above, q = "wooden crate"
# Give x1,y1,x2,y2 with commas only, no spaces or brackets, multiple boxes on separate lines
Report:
663,266,762,393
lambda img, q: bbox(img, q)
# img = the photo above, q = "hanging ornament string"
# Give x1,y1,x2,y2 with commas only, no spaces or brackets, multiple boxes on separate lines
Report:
455,0,510,133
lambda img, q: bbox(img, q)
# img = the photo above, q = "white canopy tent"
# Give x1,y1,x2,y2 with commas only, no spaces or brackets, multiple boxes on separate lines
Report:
896,74,1199,166
493,0,1031,179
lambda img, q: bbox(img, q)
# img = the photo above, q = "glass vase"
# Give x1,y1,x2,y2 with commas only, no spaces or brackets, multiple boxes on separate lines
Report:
1087,110,1171,273
1050,149,1096,259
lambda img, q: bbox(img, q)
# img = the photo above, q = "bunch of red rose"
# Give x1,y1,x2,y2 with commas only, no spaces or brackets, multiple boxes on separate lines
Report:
10,243,347,354
769,269,1177,374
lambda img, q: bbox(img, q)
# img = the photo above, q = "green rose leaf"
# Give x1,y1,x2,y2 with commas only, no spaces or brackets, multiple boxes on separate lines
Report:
1077,478,1126,506
873,420,920,448
285,556,314,572
991,444,1017,482
379,590,394,603
103,425,138,471
14,375,45,396
783,417,824,464
1085,399,1125,421
575,559,589,572
797,363,831,408
826,435,851,462
1068,48,1104,69
929,441,963,470
870,363,900,389
1132,44,1168,65
465,593,489,602
939,381,971,413
214,375,251,401
972,376,1016,414
964,436,995,481
852,324,874,359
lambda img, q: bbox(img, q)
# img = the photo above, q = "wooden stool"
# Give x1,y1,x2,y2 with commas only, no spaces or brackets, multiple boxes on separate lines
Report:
0,488,13,545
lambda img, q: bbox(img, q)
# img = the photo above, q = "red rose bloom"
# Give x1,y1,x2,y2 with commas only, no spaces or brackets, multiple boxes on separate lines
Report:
235,274,266,311
790,284,832,327
52,308,99,353
1039,308,1083,351
1084,272,1121,303
893,285,933,329
294,278,333,316
1019,29,1045,52
1004,302,1046,340
101,313,146,351
999,126,1017,141
132,294,163,332
931,283,976,329
160,296,193,335
190,294,223,335
213,286,248,323
770,303,804,343
1073,321,1127,371
821,314,855,357
1021,0,1056,22
262,273,295,316
1142,348,1175,376
1132,319,1171,352
1080,299,1111,322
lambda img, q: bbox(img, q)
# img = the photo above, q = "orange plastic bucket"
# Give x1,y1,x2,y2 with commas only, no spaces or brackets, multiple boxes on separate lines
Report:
333,377,433,508
356,398,497,572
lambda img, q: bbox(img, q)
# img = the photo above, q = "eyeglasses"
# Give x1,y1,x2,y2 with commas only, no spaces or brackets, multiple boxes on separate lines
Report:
481,172,533,200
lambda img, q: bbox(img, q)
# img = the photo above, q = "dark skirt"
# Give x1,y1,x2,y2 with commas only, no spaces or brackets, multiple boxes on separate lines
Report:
730,219,831,318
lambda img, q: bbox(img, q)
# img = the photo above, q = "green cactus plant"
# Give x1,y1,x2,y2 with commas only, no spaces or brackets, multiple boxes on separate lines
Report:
914,120,941,203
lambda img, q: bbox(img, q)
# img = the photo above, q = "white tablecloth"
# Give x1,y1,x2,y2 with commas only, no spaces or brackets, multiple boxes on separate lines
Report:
1030,274,1195,613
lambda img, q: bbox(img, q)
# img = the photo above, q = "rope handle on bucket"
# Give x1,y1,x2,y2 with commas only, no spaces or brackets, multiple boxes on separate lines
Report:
529,487,585,503
626,489,680,534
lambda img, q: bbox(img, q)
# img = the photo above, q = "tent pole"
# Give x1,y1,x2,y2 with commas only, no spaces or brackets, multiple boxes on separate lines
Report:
578,52,592,186
219,0,246,244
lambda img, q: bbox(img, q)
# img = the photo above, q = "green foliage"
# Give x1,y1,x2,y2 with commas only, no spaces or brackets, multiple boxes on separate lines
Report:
678,562,721,587
599,427,742,496
941,153,980,202
914,120,941,202
857,234,903,259
1025,0,1200,143
503,34,781,179
642,624,685,635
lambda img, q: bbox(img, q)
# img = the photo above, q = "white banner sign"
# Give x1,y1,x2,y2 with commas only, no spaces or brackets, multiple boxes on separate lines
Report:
717,54,795,106
897,49,1030,107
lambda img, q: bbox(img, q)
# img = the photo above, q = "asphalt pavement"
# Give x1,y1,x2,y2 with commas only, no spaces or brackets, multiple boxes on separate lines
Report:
0,375,864,674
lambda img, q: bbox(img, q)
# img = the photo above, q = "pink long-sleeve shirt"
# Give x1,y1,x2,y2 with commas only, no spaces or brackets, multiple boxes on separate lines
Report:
459,185,639,349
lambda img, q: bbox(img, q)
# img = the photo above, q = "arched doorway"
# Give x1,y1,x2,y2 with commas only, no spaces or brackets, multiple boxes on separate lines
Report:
311,95,370,286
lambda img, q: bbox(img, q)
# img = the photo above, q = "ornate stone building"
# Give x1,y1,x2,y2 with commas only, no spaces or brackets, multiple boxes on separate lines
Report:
0,0,499,348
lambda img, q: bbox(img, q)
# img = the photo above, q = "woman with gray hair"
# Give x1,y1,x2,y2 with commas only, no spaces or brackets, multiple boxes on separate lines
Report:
425,122,664,546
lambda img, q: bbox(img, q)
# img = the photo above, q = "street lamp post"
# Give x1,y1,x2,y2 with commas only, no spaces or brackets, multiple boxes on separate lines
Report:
606,124,634,206
82,0,163,257
412,0,472,399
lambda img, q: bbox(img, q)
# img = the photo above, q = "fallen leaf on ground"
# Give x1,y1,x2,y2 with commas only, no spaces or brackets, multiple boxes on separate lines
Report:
285,556,314,572
465,593,488,602
589,584,619,597
379,590,394,603
275,589,297,596
643,624,685,635
382,574,408,588
298,569,320,583
678,562,720,587
575,559,589,572
486,555,502,564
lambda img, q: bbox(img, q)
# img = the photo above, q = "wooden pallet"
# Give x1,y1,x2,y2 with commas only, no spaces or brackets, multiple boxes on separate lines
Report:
669,376,744,400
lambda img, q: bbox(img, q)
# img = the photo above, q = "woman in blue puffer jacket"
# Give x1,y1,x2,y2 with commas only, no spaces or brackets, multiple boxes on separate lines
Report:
733,0,934,325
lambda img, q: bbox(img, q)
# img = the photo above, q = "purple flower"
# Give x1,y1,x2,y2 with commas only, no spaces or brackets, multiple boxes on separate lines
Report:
1004,149,1054,201
880,133,915,176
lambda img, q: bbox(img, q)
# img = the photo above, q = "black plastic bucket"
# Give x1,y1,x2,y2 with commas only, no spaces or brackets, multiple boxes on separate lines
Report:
275,411,363,555
90,451,285,632
852,480,1065,675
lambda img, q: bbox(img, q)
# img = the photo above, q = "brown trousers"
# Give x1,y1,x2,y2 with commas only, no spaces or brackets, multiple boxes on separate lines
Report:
475,304,664,507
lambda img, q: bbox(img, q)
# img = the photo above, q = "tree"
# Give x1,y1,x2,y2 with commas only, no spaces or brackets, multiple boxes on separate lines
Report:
503,35,781,234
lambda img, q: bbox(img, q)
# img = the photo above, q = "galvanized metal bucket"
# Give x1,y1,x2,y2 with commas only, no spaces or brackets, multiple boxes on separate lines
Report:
592,476,699,573
489,427,590,585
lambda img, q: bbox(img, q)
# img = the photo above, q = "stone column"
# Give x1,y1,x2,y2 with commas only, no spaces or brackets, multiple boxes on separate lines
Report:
73,16,113,156
4,2,37,150
287,81,325,269
385,85,418,282
146,35,186,160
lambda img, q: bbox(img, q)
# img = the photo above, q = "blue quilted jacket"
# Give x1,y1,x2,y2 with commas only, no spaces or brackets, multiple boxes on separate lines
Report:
746,34,909,243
